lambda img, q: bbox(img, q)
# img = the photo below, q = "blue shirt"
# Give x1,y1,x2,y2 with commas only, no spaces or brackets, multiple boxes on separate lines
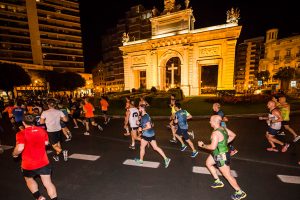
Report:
140,113,155,137
12,107,25,122
175,109,190,130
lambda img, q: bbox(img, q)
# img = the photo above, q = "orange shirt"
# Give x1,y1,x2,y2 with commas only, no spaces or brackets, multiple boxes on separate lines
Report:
100,99,109,111
83,103,94,118
3,106,15,118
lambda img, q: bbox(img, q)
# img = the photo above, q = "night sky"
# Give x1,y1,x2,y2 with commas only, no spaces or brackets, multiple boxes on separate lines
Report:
79,0,300,72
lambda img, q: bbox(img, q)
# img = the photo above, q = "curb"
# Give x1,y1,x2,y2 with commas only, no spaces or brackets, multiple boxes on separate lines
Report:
96,110,300,120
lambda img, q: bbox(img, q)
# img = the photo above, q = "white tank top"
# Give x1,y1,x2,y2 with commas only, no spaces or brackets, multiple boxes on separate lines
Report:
268,109,281,130
129,107,139,128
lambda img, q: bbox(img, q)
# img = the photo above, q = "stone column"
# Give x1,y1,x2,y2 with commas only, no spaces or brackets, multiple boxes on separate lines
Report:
181,47,190,96
123,55,134,91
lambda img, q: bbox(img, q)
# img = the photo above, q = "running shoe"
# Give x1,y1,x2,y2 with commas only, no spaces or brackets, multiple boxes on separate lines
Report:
65,137,71,142
129,145,135,150
211,179,224,188
266,147,278,152
293,135,300,143
84,131,90,136
169,138,177,143
180,145,187,151
191,151,199,158
63,150,68,161
107,117,111,123
164,158,171,168
188,130,195,139
74,126,79,129
53,155,59,162
231,190,247,200
134,158,143,165
37,196,46,200
98,125,103,131
281,143,290,153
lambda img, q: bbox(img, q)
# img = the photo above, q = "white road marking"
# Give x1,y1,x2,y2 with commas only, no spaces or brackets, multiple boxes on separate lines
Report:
0,145,13,150
193,166,238,177
123,159,160,168
68,153,100,161
277,175,300,184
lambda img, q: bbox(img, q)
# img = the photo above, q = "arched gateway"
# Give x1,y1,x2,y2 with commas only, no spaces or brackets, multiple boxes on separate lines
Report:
119,1,241,96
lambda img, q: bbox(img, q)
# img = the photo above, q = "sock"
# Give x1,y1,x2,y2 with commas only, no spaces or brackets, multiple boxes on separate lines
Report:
236,190,242,194
51,197,58,200
32,191,41,199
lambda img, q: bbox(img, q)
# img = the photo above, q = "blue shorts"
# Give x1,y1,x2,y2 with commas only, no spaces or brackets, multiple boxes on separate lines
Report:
176,128,189,140
267,127,280,136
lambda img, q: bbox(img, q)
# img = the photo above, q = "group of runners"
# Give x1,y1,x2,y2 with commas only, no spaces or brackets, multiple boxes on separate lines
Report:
1,92,299,200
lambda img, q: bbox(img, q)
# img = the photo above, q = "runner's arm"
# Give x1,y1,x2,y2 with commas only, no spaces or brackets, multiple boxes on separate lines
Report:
225,128,236,143
12,143,24,157
198,132,218,151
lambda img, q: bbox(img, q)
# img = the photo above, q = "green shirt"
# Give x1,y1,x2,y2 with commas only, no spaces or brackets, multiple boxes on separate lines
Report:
212,127,229,156
279,104,290,121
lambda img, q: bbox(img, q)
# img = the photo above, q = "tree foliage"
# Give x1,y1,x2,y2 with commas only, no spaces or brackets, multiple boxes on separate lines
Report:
273,67,295,91
41,71,86,91
0,63,31,94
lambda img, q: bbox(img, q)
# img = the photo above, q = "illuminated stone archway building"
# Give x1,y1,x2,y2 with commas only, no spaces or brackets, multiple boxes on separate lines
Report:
119,1,242,96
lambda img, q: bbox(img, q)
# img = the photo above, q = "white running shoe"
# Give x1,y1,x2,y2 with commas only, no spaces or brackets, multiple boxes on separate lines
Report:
84,132,90,136
63,150,68,161
293,135,300,143
98,125,103,131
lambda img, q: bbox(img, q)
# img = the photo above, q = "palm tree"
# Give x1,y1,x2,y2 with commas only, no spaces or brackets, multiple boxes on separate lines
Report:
273,66,295,92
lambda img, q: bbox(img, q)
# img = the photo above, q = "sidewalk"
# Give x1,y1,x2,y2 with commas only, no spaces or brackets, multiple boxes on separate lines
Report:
97,110,300,120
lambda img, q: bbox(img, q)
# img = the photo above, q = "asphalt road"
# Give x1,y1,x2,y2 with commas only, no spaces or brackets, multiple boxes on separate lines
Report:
0,114,300,200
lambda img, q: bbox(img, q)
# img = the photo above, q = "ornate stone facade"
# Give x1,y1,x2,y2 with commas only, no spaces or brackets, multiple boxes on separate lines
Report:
119,5,241,96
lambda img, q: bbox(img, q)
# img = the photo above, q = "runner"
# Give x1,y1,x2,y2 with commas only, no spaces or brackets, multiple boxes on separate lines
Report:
123,96,131,136
278,96,300,142
138,96,150,107
134,104,171,168
212,103,238,156
58,104,72,142
169,94,178,143
12,115,58,200
198,115,246,200
83,98,103,135
259,100,290,152
40,99,68,162
12,100,26,131
173,102,198,157
71,99,84,129
100,96,110,125
124,101,141,149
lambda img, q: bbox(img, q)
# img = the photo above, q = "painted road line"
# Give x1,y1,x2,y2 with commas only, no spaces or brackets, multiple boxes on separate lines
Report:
193,166,238,177
123,159,160,168
69,153,100,161
0,145,13,150
277,175,300,184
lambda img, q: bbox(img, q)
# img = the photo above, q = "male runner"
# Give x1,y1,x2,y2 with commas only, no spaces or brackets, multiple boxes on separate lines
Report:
12,100,26,131
124,102,141,149
83,98,103,135
40,99,68,161
198,115,246,200
259,100,290,152
135,105,171,168
100,96,110,125
12,115,58,200
169,94,177,143
278,96,300,142
174,102,198,157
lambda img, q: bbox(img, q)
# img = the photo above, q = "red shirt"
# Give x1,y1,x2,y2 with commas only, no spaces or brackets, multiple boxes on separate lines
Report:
83,103,94,118
16,126,49,170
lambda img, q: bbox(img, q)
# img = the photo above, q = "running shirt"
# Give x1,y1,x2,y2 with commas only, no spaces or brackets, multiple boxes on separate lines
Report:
3,106,15,118
60,108,69,121
83,103,94,118
214,110,226,127
16,126,49,170
175,109,191,130
129,107,139,128
268,109,281,130
140,113,155,137
279,104,290,121
12,107,25,122
33,114,46,129
170,105,176,115
41,108,65,132
100,99,109,111
212,127,229,156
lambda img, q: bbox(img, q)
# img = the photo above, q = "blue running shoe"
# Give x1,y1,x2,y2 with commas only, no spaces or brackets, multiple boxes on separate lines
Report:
134,158,143,165
164,158,171,168
231,190,247,200
180,145,187,151
191,151,198,158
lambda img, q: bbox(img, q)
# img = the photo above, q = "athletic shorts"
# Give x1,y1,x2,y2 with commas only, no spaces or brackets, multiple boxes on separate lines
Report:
176,128,189,140
213,152,230,168
142,135,156,142
282,121,290,126
60,121,67,128
130,127,138,131
72,112,80,119
85,117,95,123
267,127,280,136
48,130,62,144
22,164,52,178
102,110,107,115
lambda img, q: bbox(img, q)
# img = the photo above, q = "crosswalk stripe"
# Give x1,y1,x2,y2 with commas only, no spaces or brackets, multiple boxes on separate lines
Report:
192,166,238,177
0,145,13,150
277,175,300,184
68,153,100,161
123,159,160,168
